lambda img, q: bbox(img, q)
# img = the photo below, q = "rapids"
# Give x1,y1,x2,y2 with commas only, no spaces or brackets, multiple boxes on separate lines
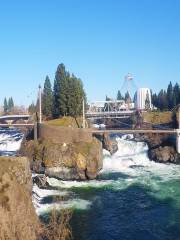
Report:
1,129,180,240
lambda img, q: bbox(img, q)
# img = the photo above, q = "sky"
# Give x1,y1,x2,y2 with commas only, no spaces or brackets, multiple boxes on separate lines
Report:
0,0,180,106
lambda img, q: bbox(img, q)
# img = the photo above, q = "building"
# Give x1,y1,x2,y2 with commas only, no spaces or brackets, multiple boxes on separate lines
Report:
135,88,152,110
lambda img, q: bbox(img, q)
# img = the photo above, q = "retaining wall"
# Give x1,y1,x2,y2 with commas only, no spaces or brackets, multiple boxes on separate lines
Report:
38,124,93,143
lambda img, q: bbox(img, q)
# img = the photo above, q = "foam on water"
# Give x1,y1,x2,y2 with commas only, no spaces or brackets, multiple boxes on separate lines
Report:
46,177,114,189
33,135,180,214
1,128,180,219
0,129,23,154
32,183,92,215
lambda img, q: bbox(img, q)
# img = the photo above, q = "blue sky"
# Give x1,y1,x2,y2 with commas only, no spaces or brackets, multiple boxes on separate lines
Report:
0,0,180,106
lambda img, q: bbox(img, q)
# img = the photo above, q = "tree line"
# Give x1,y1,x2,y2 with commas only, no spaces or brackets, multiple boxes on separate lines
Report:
151,82,180,110
115,81,180,111
29,63,86,119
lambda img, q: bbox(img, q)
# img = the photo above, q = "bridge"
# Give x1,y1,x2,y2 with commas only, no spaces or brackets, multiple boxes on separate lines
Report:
86,100,135,119
0,114,32,125
90,104,180,153
92,129,178,134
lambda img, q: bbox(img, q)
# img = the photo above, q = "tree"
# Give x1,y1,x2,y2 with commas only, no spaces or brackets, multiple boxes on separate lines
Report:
52,63,86,120
53,64,68,117
157,90,168,110
173,83,180,107
125,91,131,103
152,93,158,108
67,74,86,118
3,98,8,113
8,97,14,112
117,90,123,100
145,91,150,110
28,102,36,114
167,81,173,110
42,76,53,117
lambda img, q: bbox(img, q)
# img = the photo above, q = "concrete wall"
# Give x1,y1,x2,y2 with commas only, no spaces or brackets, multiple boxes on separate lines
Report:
38,124,93,143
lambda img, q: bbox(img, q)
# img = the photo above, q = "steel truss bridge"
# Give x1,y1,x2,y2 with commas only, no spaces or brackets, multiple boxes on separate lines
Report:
85,100,135,119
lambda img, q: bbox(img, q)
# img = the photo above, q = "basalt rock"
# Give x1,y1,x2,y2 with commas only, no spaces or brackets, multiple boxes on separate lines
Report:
33,175,50,188
136,133,180,164
21,137,103,180
148,146,180,164
95,133,118,155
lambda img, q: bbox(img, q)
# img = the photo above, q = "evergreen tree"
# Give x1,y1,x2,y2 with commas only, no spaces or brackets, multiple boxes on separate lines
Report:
173,83,180,107
28,102,36,114
3,98,8,113
67,74,86,117
52,63,86,119
152,93,158,108
145,91,150,110
125,91,131,103
158,90,168,110
117,90,123,100
42,76,53,117
53,63,68,117
8,97,14,112
167,81,173,110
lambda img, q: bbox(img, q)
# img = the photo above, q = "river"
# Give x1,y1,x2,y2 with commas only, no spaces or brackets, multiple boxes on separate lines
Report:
1,129,180,240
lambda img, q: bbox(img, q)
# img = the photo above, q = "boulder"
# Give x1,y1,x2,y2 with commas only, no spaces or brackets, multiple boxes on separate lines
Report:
33,175,50,188
148,146,180,163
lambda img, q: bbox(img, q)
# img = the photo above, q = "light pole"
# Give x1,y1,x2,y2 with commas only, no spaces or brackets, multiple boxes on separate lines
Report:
39,85,42,124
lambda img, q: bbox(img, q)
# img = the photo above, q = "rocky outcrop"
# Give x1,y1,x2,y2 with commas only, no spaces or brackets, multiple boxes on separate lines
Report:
148,146,180,163
94,133,118,155
0,157,41,240
135,133,180,164
20,137,103,180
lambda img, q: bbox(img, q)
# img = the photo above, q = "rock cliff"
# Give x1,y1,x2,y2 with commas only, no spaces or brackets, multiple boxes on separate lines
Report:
0,157,41,240
135,134,180,164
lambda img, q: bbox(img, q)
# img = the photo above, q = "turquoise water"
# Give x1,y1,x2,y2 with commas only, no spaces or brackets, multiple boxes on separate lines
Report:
2,129,180,239
32,135,180,240
33,136,180,240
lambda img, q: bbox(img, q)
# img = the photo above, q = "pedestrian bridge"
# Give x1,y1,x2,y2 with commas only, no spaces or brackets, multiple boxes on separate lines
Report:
0,114,32,125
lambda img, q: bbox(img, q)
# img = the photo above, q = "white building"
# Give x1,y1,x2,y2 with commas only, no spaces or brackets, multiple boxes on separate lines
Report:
135,88,152,110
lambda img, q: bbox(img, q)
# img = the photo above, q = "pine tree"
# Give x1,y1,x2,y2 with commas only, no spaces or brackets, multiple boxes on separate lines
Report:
3,98,8,113
117,90,123,100
28,102,36,114
53,64,68,117
152,93,158,108
125,91,131,103
145,91,150,110
67,75,86,117
167,81,173,110
173,83,180,107
158,90,168,110
43,76,53,117
8,97,14,112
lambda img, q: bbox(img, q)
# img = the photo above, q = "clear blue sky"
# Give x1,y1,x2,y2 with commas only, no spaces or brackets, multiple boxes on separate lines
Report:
0,0,180,106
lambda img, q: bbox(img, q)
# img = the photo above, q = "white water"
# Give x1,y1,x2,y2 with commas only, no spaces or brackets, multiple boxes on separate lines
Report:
1,130,180,216
0,129,23,154
31,135,180,215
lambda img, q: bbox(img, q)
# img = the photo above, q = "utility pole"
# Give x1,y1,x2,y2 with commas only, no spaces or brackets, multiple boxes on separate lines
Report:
82,98,86,128
39,85,42,124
